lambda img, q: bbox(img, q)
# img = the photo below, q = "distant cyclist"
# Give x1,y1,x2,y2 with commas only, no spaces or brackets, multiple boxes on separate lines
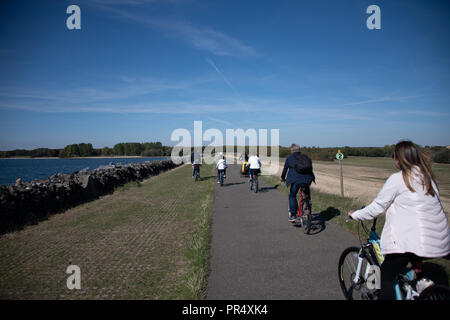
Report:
191,150,201,179
215,152,227,182
280,144,315,222
238,153,248,162
239,153,249,176
246,153,261,182
216,155,228,184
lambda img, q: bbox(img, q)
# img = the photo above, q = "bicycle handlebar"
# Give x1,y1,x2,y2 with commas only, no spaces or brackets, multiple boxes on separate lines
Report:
346,206,366,223
346,206,378,231
371,218,378,231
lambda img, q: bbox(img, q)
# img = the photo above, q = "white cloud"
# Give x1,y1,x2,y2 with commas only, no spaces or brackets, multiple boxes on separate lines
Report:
0,78,192,105
388,109,450,117
91,5,256,57
206,117,233,126
341,95,424,107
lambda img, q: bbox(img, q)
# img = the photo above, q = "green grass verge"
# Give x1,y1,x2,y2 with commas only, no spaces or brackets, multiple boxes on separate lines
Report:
261,174,450,285
184,190,212,299
0,164,215,299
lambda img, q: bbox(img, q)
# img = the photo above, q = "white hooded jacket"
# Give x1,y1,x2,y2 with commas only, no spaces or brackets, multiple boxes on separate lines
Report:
351,168,450,258
247,155,261,169
216,159,227,170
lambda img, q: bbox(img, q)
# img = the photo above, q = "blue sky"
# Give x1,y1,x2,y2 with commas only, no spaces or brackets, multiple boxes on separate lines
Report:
0,0,449,149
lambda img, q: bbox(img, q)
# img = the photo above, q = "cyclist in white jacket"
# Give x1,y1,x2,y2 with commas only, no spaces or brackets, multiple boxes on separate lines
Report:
349,140,450,300
246,154,262,182
216,156,227,170
215,152,227,183
216,156,227,183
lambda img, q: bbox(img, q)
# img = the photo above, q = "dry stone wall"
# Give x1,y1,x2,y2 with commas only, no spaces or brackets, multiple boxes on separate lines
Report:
0,160,180,235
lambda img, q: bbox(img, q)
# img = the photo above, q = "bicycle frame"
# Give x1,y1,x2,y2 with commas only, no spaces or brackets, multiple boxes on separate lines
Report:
369,231,383,264
352,246,376,285
252,173,258,185
249,170,258,192
349,218,420,300
297,189,304,217
193,165,200,180
219,169,225,186
297,188,308,217
295,185,312,234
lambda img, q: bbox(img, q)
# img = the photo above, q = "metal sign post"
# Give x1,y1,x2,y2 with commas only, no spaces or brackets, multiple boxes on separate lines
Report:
336,150,344,197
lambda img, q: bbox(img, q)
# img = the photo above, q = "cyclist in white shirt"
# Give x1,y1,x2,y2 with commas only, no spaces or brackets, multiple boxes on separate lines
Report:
246,153,261,182
216,156,227,183
215,152,227,183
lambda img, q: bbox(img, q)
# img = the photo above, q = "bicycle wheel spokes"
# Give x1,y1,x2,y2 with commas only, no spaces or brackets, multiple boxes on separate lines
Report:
338,247,377,300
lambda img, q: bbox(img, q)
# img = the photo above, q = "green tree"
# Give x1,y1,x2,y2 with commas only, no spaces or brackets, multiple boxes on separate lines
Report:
78,143,94,157
101,147,113,156
113,143,125,155
433,149,450,164
59,144,80,157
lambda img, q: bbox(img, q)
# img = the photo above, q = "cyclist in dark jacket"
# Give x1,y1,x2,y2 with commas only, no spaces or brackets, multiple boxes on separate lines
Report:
280,144,315,222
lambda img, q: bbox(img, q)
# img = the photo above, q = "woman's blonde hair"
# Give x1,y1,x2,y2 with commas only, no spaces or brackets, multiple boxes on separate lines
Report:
394,140,437,196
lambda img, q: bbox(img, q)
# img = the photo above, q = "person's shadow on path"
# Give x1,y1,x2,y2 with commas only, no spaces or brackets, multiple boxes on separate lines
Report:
258,184,280,193
294,206,341,235
199,176,215,181
222,182,246,187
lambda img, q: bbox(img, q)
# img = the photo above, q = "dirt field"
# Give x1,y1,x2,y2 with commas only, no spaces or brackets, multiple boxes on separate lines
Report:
272,157,450,217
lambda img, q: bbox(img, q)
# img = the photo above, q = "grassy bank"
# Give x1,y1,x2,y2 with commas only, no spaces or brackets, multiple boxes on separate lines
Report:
0,164,215,299
261,174,450,284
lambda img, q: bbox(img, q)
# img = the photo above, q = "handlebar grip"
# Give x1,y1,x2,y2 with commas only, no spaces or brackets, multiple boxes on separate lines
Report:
346,205,365,223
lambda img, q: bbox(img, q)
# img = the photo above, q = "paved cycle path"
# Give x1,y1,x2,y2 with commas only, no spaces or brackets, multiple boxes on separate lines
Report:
206,165,359,299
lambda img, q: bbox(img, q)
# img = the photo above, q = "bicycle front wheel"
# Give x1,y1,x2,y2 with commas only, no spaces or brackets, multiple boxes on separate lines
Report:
338,247,378,300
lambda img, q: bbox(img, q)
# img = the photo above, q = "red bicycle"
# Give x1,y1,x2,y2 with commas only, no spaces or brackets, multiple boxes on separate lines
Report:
295,184,312,234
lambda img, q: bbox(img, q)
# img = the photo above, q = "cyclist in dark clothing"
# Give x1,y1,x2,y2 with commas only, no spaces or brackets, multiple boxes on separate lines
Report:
280,144,315,222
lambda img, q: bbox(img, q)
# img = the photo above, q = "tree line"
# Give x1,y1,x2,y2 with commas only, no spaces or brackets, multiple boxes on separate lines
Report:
284,145,449,164
1,143,448,163
0,142,172,158
214,145,449,164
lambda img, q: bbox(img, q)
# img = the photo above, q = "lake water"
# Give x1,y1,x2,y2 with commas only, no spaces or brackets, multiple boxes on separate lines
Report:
0,157,168,186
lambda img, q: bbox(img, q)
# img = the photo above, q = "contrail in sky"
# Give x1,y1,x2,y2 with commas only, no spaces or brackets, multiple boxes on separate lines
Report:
206,57,238,94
